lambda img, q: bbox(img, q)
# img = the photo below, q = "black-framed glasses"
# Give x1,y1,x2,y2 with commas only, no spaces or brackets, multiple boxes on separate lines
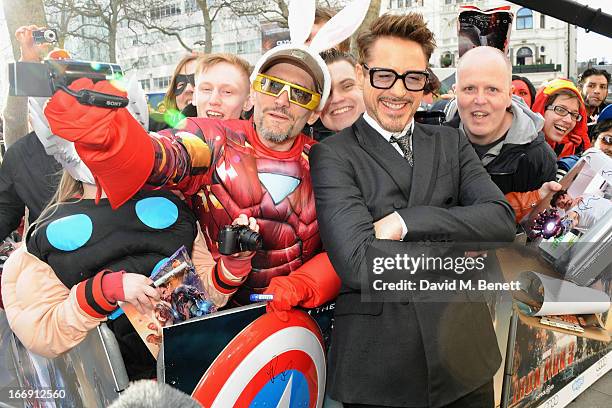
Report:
362,64,429,91
175,74,195,95
546,104,583,122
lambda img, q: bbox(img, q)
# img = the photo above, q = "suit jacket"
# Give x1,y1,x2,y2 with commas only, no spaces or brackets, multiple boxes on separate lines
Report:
310,117,516,407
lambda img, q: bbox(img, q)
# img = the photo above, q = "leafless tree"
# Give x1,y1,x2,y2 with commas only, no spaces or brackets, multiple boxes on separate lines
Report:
351,0,381,53
44,0,235,59
225,0,290,28
44,0,129,62
2,0,47,148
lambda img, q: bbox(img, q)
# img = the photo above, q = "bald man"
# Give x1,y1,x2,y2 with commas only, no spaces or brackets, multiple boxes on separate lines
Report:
449,46,558,219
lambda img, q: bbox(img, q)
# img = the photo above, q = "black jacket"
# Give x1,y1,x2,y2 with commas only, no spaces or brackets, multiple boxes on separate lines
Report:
480,132,557,194
0,132,61,240
311,117,515,407
303,118,335,142
587,101,609,142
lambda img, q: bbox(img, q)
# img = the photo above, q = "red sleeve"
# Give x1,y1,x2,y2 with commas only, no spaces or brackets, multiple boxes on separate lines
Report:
505,189,541,223
148,118,227,195
75,270,118,318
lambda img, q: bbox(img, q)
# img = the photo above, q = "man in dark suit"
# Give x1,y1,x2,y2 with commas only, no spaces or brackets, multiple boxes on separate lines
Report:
310,13,516,408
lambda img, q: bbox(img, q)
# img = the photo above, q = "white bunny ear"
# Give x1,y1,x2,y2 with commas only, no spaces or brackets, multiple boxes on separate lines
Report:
125,77,149,131
309,0,370,53
288,0,315,45
30,97,95,184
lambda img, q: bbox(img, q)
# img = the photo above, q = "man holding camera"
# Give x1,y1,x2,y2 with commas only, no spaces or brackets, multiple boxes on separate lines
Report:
42,43,342,315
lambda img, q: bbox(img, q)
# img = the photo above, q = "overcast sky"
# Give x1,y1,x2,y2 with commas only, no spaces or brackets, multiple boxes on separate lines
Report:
575,0,612,62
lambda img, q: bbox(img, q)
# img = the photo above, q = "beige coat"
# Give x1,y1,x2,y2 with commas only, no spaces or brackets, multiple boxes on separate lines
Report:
1,229,242,358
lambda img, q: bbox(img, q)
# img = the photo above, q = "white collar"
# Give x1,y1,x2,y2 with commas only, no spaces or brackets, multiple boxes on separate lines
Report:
363,111,414,143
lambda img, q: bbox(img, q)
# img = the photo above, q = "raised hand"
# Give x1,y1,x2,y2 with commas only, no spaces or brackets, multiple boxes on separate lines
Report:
44,76,155,209
15,25,52,62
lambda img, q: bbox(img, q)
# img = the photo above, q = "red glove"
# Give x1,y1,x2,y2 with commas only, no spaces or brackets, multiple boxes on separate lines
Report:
266,252,341,321
45,78,154,209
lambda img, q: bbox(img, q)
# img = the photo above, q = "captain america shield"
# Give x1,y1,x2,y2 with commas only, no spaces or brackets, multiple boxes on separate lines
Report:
191,309,326,407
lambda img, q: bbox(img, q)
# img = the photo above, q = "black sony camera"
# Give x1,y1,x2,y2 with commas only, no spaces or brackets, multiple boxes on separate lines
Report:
8,59,128,108
218,225,263,255
33,29,58,44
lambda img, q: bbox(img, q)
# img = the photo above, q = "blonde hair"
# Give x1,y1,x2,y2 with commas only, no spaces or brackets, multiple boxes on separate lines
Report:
195,53,252,81
31,170,84,234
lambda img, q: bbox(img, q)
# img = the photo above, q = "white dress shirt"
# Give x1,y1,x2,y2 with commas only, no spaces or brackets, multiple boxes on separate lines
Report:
363,112,414,239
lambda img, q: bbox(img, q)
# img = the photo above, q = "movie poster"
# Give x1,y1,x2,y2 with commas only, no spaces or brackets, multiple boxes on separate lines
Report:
507,316,611,407
507,256,612,407
458,6,514,57
261,22,291,53
121,246,217,357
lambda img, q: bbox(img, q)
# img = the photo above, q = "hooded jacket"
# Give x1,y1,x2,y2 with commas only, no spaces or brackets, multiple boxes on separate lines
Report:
532,79,590,158
447,95,557,195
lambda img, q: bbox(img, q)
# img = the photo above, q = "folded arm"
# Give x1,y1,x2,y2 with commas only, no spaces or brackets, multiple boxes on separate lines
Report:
310,135,515,290
395,134,516,242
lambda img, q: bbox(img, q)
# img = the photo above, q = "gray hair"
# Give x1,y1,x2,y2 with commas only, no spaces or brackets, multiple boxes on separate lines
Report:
108,380,201,408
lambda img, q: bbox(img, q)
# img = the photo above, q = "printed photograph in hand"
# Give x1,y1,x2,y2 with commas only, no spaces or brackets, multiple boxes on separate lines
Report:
121,246,217,357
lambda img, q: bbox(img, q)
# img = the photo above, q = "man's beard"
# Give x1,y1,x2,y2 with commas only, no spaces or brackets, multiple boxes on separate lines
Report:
373,96,414,133
257,107,296,144
260,127,292,143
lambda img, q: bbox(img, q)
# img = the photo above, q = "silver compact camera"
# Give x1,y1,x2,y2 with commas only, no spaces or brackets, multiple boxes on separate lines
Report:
32,28,58,44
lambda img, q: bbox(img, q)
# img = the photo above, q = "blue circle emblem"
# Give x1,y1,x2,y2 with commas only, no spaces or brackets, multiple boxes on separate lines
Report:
46,214,93,251
135,197,178,229
250,369,309,407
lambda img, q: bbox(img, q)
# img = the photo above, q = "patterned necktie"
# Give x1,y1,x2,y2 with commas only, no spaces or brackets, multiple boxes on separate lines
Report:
390,131,414,167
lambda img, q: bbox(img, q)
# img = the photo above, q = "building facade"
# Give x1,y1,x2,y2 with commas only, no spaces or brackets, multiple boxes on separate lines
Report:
115,1,262,96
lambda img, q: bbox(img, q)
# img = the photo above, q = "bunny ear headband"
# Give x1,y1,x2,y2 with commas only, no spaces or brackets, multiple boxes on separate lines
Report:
250,0,370,111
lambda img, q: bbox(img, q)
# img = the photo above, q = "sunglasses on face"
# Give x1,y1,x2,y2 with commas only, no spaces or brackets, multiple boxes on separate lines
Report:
253,73,321,111
175,74,195,95
546,104,583,122
362,64,429,91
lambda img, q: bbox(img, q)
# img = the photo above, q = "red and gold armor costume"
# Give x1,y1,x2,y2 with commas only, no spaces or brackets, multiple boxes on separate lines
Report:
150,118,321,305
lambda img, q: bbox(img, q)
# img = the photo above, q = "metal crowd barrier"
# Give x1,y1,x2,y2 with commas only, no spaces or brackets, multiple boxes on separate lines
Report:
0,310,128,407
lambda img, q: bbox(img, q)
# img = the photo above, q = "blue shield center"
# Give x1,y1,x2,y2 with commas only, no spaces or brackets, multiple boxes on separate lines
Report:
249,369,310,408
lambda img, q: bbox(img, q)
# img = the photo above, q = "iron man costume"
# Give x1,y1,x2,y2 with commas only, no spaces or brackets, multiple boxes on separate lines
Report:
150,118,321,305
